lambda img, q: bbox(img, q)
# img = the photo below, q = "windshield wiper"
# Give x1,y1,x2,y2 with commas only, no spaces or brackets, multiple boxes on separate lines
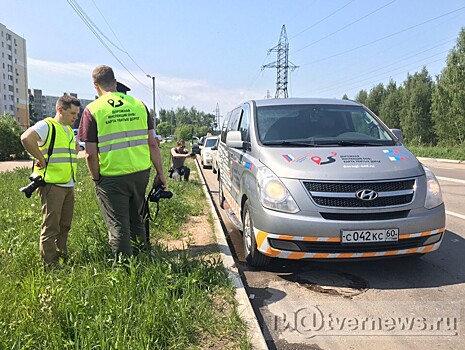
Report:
261,140,322,147
317,140,386,147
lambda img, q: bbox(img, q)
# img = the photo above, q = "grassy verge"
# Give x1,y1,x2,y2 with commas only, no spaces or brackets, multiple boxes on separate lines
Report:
406,144,465,161
0,143,250,349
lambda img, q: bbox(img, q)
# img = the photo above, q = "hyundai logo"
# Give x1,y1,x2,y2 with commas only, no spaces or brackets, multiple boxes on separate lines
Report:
356,189,378,201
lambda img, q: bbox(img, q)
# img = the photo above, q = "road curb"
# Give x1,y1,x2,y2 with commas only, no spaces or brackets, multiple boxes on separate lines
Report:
194,160,269,350
417,157,464,164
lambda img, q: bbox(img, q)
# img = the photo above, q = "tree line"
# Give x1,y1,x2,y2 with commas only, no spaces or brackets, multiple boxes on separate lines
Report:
345,28,465,147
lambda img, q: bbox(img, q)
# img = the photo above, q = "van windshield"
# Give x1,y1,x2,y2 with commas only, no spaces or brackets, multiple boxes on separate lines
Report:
257,104,396,146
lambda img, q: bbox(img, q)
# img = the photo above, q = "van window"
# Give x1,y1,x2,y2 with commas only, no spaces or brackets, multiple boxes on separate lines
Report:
257,104,395,145
220,116,229,143
227,107,241,133
238,104,250,142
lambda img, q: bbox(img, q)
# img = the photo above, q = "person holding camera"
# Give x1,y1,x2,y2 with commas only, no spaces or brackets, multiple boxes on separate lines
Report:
78,65,166,263
170,139,192,181
20,95,81,269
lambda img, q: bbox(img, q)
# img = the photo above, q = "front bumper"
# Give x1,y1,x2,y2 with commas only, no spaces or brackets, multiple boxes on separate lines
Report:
254,227,445,259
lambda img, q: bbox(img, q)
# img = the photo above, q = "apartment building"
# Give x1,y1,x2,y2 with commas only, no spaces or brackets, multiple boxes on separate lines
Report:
0,23,28,129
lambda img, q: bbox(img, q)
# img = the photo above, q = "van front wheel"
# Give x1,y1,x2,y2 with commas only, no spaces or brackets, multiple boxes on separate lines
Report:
243,201,270,267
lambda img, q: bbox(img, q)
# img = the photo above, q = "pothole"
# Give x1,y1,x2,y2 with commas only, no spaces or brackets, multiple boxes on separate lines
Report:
287,270,368,298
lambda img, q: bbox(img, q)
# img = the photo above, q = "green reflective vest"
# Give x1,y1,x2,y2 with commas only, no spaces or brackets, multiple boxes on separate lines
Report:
34,117,77,184
87,92,151,176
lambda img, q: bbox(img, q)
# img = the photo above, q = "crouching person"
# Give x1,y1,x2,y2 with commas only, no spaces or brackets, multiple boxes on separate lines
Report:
170,139,191,181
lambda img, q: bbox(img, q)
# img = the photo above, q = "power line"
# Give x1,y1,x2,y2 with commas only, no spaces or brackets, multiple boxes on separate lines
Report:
66,0,149,91
291,0,396,55
316,38,455,94
297,5,465,68
89,0,150,78
289,0,355,40
318,50,449,96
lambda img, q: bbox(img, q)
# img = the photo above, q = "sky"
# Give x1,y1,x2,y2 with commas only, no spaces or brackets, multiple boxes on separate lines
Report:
3,0,465,124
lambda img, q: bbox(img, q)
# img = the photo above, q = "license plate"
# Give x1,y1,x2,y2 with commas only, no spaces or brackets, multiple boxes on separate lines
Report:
341,229,399,244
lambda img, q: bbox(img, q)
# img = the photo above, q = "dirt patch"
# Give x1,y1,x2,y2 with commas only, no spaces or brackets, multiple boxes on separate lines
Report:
159,211,219,256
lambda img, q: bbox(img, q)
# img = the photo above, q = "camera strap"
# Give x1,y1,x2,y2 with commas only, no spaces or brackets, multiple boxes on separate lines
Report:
32,123,56,178
141,184,160,243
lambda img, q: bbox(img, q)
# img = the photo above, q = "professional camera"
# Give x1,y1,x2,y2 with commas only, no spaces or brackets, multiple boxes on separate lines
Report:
149,185,173,203
20,174,46,198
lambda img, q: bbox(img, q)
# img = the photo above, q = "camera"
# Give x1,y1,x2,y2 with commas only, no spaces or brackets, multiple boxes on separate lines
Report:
149,185,173,203
20,174,46,198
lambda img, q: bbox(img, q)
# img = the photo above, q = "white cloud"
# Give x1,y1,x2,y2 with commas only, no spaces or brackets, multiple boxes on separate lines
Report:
27,57,264,115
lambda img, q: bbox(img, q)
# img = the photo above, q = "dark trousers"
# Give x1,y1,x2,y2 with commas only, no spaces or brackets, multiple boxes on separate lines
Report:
172,166,190,181
95,169,150,259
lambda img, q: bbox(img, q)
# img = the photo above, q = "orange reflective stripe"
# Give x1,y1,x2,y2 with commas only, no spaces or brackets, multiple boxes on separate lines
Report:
256,230,268,249
288,252,305,260
313,253,329,258
362,252,377,258
265,247,281,257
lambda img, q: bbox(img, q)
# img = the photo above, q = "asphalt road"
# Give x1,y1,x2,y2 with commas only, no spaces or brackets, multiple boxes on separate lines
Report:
200,158,465,350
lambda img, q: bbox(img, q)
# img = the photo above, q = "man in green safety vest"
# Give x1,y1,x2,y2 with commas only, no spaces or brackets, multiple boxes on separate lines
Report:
20,95,81,269
78,65,166,264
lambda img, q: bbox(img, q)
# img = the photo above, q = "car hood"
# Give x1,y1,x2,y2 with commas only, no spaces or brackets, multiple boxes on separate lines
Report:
258,146,424,180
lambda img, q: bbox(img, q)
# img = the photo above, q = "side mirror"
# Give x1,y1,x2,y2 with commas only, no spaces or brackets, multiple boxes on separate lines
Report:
226,131,250,151
211,146,218,151
390,128,403,144
226,131,244,149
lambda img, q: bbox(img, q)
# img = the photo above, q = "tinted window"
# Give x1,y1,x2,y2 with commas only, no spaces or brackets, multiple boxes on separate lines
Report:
205,138,217,148
238,104,250,141
257,104,394,145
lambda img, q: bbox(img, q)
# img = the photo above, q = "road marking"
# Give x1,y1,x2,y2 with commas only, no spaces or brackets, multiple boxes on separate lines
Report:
446,210,465,221
437,176,465,184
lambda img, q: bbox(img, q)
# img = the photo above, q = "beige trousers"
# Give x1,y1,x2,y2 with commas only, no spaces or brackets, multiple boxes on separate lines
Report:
38,184,74,266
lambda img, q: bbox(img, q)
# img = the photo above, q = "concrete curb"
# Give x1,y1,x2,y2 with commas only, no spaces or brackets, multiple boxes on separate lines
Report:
194,160,269,350
417,157,464,164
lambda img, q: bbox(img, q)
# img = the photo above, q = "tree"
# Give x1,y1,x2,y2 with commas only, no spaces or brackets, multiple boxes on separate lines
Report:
175,124,194,141
401,67,436,145
156,121,171,137
342,94,349,100
379,80,402,129
365,83,385,116
431,28,465,145
0,113,29,161
354,89,368,105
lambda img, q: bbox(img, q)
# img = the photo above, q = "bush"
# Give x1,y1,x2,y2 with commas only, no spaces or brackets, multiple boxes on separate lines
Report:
0,113,28,161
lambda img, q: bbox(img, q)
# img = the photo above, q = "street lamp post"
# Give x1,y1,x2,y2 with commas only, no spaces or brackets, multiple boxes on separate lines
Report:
146,74,156,128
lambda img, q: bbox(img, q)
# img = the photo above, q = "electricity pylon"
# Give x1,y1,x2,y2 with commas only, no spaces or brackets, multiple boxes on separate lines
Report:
262,25,298,98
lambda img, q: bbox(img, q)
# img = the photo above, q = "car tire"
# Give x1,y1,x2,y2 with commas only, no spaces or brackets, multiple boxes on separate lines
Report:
219,176,225,209
242,200,270,267
212,165,217,174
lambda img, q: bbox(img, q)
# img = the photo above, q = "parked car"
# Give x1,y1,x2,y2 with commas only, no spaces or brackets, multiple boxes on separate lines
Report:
211,137,220,175
217,98,445,266
72,129,85,150
200,136,219,168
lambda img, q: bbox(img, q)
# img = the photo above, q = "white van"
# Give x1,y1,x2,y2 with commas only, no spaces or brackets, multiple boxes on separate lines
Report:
217,98,445,266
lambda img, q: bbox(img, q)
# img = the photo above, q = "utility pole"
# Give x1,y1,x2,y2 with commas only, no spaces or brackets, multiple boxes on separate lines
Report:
146,74,156,128
262,25,298,98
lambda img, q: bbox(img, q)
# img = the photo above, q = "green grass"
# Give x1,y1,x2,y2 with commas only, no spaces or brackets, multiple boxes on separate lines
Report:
0,144,250,350
406,144,465,161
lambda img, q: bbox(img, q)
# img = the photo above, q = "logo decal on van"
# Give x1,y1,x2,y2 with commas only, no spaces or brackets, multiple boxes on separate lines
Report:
312,155,337,165
383,149,407,161
283,152,338,165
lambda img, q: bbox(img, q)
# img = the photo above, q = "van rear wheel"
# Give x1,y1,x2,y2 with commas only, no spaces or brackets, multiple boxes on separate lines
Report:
243,201,270,267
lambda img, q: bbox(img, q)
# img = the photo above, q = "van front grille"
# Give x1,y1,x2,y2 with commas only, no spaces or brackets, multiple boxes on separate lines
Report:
303,179,416,208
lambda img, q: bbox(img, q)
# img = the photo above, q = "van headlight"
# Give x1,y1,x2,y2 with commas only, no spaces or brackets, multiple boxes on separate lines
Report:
423,165,443,209
257,167,299,213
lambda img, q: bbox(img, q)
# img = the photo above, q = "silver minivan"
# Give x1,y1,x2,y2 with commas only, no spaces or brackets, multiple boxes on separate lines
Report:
217,98,445,266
